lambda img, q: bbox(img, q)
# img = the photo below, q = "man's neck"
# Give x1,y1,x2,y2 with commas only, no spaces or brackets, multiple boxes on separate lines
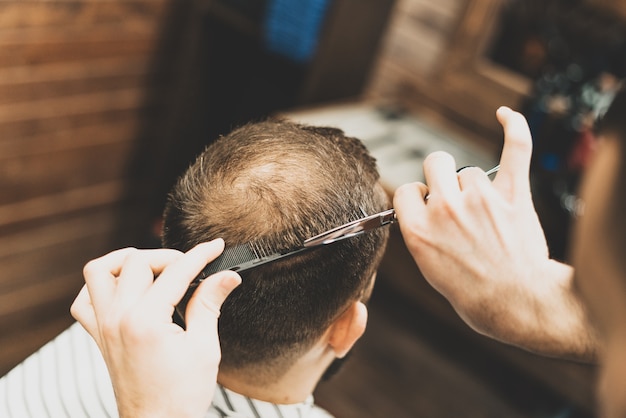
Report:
217,344,335,404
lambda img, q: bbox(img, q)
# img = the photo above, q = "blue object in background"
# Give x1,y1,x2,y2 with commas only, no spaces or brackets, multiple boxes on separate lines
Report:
263,0,332,63
539,153,561,172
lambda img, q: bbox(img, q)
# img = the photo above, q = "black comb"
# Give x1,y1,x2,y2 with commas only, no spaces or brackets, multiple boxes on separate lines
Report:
192,242,309,284
175,242,309,321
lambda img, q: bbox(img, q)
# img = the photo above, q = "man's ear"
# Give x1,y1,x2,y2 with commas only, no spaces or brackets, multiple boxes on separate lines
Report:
328,301,368,358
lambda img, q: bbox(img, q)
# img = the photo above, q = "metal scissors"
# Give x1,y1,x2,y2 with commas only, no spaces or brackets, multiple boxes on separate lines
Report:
304,208,396,247
303,164,500,247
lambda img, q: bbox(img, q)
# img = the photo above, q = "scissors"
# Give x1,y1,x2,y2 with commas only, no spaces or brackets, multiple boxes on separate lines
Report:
304,164,500,247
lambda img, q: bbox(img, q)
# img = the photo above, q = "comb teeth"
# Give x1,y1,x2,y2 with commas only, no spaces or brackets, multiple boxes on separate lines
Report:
251,241,269,258
195,243,258,281
179,240,312,325
192,237,315,286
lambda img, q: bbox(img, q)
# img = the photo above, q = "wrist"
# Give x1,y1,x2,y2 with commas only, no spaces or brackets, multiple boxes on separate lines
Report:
516,259,599,362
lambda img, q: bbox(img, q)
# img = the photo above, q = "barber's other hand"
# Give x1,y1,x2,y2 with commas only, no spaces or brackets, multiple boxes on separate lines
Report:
70,239,241,418
394,107,597,361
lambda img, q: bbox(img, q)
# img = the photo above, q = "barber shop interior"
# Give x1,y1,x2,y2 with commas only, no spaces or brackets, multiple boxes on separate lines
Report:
1,0,625,417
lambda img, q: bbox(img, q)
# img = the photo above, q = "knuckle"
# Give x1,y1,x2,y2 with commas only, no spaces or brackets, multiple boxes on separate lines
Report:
394,182,419,204
121,247,140,262
394,182,411,198
83,247,139,277
82,259,101,278
69,300,81,319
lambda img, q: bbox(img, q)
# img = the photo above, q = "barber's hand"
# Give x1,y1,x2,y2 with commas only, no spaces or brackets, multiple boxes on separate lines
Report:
70,239,241,418
394,107,597,361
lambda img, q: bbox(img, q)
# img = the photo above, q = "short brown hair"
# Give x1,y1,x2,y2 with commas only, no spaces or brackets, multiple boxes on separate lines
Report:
162,119,390,379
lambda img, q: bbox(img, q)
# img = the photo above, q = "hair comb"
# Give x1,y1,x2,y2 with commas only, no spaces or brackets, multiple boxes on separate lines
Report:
175,209,394,324
190,208,396,287
192,242,309,283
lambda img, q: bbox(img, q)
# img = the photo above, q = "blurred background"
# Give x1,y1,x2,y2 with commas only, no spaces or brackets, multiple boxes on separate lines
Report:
1,0,625,416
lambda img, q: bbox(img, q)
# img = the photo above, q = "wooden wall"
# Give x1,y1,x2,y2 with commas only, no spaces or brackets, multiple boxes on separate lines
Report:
0,0,175,376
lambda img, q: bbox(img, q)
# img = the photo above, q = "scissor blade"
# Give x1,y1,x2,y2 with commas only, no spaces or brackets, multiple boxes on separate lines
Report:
303,209,396,248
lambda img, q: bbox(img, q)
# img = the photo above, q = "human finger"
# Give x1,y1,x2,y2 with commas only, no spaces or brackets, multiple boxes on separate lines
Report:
457,166,492,191
82,247,138,315
149,239,227,308
70,285,100,344
184,270,241,344
393,181,429,231
422,151,459,200
493,106,533,199
115,249,184,308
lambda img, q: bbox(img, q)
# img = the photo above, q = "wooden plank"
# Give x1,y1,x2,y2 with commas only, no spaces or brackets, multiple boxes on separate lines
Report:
0,39,157,67
0,74,151,105
0,57,155,104
0,57,150,87
0,229,117,293
0,207,118,259
0,3,165,67
0,21,158,46
0,272,82,326
0,181,126,227
0,115,140,159
0,107,155,139
0,141,136,204
0,88,145,124
0,1,168,31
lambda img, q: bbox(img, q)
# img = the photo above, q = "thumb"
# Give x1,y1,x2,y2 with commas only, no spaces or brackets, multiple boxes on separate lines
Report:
184,271,241,338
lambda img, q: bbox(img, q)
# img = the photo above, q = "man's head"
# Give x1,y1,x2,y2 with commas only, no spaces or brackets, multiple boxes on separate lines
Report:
572,85,626,418
162,120,390,383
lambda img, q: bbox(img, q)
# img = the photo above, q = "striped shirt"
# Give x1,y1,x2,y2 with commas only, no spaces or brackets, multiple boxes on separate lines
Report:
0,323,334,418
209,384,333,418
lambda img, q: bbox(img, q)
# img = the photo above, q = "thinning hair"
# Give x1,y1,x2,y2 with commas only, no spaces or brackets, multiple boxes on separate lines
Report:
162,119,390,380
